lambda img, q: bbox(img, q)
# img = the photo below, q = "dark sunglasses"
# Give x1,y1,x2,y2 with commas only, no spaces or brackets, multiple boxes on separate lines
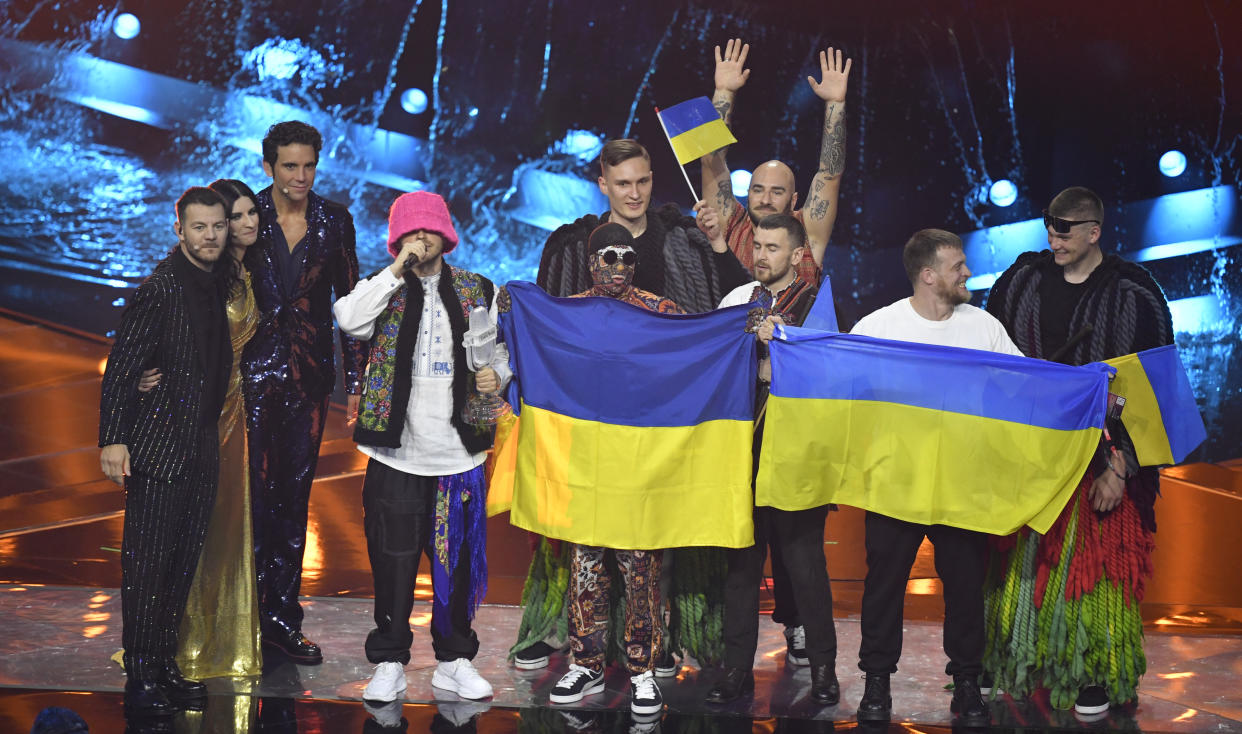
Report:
600,249,637,265
1042,209,1100,234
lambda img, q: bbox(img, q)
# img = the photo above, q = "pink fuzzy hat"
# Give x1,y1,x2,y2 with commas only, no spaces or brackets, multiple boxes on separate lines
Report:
386,191,459,256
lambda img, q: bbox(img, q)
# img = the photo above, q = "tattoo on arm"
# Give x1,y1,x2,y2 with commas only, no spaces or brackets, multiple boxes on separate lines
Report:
712,97,734,126
716,180,737,213
818,102,846,178
810,199,829,221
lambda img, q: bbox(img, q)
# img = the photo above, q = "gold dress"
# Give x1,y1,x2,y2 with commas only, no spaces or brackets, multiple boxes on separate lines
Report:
175,268,263,679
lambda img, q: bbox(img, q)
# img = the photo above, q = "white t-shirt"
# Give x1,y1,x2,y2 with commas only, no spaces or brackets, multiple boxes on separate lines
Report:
850,298,1024,356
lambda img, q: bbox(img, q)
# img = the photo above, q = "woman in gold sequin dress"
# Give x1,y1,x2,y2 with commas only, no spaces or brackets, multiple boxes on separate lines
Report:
138,179,264,681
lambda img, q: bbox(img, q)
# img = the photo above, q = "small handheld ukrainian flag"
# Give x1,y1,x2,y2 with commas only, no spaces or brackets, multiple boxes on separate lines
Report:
656,97,737,166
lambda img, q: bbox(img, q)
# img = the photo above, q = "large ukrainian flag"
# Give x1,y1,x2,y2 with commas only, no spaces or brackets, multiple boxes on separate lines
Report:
1104,345,1206,466
498,282,757,549
756,327,1113,535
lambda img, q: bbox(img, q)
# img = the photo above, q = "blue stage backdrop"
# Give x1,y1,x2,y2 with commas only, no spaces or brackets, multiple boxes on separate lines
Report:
0,0,1238,461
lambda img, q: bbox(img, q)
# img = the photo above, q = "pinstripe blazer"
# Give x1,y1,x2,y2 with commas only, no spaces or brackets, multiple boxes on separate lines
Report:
99,250,231,481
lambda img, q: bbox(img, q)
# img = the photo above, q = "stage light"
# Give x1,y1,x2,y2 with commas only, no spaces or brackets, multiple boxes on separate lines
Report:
468,107,479,118
1159,149,1187,177
989,179,1017,207
112,13,140,40
731,169,752,198
558,129,603,162
400,88,428,115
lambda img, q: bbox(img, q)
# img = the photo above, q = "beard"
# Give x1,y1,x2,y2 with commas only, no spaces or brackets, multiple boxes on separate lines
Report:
937,280,970,305
747,200,792,225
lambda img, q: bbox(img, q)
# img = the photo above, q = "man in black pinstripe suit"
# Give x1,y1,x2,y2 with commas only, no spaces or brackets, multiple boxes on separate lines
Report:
99,186,232,720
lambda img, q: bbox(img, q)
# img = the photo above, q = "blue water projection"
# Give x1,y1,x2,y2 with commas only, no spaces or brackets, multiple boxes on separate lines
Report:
0,1,1239,461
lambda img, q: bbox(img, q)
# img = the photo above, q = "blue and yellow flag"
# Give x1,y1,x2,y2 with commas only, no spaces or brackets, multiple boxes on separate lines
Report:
497,282,757,549
756,327,1113,535
1104,345,1206,466
656,97,737,165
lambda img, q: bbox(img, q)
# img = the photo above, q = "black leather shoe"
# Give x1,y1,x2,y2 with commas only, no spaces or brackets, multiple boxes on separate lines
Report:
160,665,207,704
810,664,840,705
263,626,324,664
856,673,891,722
951,675,991,725
704,667,754,704
124,679,177,719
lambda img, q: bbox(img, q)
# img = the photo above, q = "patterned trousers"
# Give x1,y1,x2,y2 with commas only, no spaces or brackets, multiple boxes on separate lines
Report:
568,544,662,674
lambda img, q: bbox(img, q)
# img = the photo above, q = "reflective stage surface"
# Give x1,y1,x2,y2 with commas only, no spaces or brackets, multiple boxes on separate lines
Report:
2,586,1242,733
2,313,1242,733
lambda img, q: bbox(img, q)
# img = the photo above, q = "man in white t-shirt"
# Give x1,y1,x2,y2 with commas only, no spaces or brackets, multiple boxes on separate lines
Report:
851,229,1020,727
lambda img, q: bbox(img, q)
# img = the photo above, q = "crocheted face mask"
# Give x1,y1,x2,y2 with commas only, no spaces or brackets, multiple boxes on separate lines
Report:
590,245,637,296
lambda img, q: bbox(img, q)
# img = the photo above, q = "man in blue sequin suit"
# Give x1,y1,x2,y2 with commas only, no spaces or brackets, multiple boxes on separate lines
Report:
243,121,367,664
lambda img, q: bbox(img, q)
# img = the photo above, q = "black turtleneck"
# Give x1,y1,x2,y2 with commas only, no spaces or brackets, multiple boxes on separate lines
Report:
172,247,228,426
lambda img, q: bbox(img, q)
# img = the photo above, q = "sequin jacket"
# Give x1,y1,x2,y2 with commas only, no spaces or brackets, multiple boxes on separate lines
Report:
243,188,367,403
99,252,231,481
353,263,497,454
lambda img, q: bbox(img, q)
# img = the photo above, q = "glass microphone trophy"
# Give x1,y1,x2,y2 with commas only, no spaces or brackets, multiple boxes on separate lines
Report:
461,305,510,426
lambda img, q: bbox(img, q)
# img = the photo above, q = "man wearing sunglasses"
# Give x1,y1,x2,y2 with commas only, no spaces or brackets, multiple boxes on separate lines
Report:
546,222,682,717
704,213,839,707
984,186,1173,717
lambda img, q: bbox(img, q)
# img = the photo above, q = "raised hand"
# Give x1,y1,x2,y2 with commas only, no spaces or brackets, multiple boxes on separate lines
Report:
807,47,852,103
714,38,751,93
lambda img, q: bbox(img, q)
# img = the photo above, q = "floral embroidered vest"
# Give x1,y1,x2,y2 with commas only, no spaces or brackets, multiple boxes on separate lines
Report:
353,263,496,454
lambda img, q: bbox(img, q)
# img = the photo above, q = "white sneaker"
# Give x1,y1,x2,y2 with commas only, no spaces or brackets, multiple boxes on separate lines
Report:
363,700,405,728
363,661,408,703
431,658,494,700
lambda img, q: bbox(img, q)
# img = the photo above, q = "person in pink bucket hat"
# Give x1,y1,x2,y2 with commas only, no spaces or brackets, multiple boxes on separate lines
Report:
333,190,511,706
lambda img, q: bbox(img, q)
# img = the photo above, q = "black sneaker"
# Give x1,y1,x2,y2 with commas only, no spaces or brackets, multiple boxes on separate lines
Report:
514,641,556,670
654,650,680,678
856,673,891,722
549,664,606,704
630,671,664,715
950,675,991,725
1075,685,1110,716
784,625,810,667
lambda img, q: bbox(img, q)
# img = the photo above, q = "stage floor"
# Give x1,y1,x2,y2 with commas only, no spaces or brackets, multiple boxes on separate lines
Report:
3,310,1242,733
2,584,1241,733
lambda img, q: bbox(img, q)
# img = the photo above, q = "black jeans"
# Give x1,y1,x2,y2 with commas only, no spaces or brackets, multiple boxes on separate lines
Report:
362,458,479,664
858,511,986,677
722,505,836,670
